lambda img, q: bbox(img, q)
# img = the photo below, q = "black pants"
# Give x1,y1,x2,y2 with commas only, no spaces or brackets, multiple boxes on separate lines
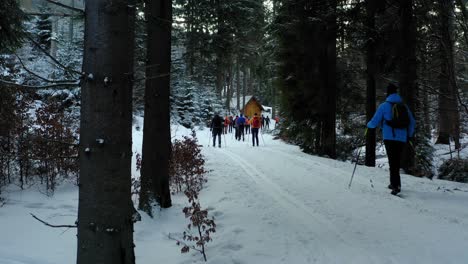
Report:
252,128,259,146
384,140,405,189
212,128,222,146
245,125,250,134
237,125,245,140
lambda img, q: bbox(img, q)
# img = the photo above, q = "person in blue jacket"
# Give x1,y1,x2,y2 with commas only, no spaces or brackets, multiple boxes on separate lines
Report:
236,114,246,141
367,83,416,195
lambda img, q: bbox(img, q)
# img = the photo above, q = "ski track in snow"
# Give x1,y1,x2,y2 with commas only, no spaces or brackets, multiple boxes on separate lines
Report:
261,143,468,227
218,148,370,263
1,126,468,264
201,132,468,264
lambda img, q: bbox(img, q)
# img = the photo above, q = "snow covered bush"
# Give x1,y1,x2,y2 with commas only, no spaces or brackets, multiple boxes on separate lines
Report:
167,131,216,261
409,136,434,178
32,96,79,194
438,158,468,183
0,87,79,195
131,153,142,204
169,131,208,193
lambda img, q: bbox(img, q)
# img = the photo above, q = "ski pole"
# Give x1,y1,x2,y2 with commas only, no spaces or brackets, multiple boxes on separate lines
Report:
207,129,211,147
223,133,227,147
260,130,266,146
348,147,362,189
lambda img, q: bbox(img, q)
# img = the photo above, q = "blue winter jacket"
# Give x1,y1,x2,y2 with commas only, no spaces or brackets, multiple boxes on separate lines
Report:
367,93,416,142
237,116,246,126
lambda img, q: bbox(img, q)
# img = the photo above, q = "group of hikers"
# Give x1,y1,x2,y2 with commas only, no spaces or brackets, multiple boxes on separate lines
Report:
210,113,277,148
209,83,415,196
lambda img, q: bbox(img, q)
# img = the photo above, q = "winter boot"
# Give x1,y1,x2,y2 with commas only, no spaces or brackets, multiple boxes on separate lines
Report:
390,188,401,195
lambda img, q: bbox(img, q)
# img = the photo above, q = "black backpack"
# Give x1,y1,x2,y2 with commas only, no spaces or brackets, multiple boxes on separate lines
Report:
212,115,223,128
385,102,410,129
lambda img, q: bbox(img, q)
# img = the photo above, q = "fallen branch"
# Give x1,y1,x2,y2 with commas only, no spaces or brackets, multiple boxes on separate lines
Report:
30,213,77,228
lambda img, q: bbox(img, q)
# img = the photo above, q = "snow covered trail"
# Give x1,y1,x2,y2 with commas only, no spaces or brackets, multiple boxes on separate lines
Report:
0,126,467,264
198,129,468,264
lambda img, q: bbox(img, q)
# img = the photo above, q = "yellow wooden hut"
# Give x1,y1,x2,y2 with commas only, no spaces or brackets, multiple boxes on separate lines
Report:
242,97,264,118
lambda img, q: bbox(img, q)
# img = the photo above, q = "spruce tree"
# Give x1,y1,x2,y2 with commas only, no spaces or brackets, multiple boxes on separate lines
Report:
0,0,26,52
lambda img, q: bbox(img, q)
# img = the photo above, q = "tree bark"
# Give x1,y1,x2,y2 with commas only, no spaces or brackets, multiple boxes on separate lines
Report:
365,0,377,167
68,0,74,44
320,0,337,159
236,57,240,111
436,0,460,149
398,0,417,172
140,0,173,210
225,64,232,110
77,0,136,263
243,66,247,111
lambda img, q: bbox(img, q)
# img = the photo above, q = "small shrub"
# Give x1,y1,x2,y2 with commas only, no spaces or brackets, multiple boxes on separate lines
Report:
131,152,142,204
438,158,468,183
167,131,215,262
169,131,208,193
178,188,216,262
31,99,79,194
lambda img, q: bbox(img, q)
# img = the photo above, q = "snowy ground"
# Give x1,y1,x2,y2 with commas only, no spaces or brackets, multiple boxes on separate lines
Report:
1,124,468,264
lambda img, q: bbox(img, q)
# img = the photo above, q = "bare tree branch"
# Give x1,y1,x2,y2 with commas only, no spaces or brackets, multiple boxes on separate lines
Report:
24,12,79,17
30,213,77,228
26,35,82,76
15,54,79,84
32,136,79,147
43,0,85,14
0,78,79,90
167,233,203,253
134,73,170,83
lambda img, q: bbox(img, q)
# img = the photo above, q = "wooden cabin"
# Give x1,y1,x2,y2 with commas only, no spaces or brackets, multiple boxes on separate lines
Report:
242,97,264,118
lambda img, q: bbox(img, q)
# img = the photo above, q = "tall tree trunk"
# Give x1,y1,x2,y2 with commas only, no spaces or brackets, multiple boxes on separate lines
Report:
140,0,173,211
225,64,232,110
436,0,460,149
243,66,247,111
77,0,136,263
271,79,276,118
236,57,240,111
398,0,417,172
68,0,74,44
421,59,431,136
248,67,253,95
365,0,377,167
215,0,224,97
216,62,224,97
320,0,337,159
50,16,58,57
187,0,195,76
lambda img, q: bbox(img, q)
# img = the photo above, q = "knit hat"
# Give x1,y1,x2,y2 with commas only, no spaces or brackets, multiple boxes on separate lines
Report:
387,83,398,97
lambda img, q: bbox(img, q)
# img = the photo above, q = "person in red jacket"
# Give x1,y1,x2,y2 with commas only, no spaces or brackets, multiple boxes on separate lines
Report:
245,116,250,135
224,116,230,134
251,113,261,146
